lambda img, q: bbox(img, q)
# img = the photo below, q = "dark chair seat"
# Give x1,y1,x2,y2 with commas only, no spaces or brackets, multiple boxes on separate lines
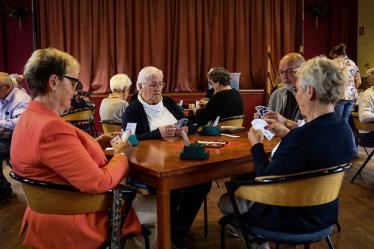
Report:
251,225,333,244
219,163,351,249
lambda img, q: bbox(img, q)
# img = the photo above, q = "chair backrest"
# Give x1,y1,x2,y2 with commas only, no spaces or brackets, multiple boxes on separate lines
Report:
233,163,351,207
100,121,122,134
61,107,94,122
218,115,244,127
352,115,374,132
10,171,112,214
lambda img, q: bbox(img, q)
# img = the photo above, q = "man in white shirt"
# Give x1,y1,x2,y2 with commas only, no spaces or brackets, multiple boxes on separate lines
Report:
358,68,374,144
0,72,30,200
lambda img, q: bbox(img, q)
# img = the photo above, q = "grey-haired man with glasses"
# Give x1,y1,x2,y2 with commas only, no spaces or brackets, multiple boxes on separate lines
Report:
0,72,30,201
262,53,305,129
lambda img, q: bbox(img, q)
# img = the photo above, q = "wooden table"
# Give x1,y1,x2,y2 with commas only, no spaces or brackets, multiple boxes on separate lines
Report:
107,132,278,249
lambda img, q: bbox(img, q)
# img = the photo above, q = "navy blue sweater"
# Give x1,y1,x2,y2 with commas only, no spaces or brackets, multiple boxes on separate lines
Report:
246,112,353,233
195,89,243,126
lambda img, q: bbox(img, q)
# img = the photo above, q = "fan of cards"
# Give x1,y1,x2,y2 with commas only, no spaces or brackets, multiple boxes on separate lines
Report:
255,105,270,118
110,131,131,153
251,119,275,141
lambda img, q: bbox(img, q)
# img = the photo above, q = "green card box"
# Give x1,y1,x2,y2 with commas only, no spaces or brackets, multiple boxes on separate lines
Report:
128,135,139,146
178,105,184,112
180,143,209,160
201,125,221,136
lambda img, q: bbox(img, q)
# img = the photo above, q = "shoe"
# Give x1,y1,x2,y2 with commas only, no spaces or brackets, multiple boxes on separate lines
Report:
251,242,270,249
172,241,187,249
172,235,187,249
227,225,241,238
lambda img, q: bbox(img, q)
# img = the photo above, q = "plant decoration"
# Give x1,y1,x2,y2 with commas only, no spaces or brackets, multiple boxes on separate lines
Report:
0,1,28,32
308,2,328,30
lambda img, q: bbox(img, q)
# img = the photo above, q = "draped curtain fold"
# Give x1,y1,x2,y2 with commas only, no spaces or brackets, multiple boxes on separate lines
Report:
36,0,301,93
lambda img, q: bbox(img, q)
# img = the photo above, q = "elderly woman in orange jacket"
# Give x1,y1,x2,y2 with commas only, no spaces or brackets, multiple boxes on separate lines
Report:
10,48,147,249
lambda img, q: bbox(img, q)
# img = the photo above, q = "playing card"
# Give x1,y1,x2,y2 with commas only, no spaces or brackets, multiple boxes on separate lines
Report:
262,128,275,141
255,105,270,118
125,123,137,134
121,130,131,143
251,119,275,141
251,119,267,130
212,116,220,127
181,130,190,146
110,135,125,151
255,105,267,112
176,118,189,128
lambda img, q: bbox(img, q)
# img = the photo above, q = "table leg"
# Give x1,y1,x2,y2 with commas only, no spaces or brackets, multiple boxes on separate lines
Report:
157,187,171,249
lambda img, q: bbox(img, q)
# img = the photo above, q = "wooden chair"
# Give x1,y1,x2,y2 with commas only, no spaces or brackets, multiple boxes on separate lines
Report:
219,163,352,249
218,115,245,127
61,106,97,137
9,171,150,249
100,121,122,134
351,115,374,183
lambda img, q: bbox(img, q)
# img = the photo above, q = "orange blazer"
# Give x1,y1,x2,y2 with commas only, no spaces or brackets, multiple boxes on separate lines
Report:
11,100,141,249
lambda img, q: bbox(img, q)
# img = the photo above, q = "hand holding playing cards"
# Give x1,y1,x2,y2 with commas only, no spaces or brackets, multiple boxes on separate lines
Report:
263,111,286,125
96,132,123,149
115,142,133,158
159,124,177,138
248,127,264,146
175,126,188,137
263,118,290,138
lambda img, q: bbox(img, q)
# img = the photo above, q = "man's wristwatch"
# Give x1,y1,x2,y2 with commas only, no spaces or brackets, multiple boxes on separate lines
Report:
285,119,293,129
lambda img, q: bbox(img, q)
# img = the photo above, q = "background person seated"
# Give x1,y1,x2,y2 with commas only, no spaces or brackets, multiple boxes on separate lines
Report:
122,66,211,249
194,67,243,126
100,73,132,123
0,72,30,201
358,68,374,145
219,56,353,248
11,48,156,249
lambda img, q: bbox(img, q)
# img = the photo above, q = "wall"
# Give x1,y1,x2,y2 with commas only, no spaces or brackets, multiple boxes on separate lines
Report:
357,0,374,75
1,0,359,93
0,0,33,81
303,0,358,61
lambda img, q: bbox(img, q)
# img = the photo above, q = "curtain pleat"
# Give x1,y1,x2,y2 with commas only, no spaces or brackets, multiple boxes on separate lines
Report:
36,0,301,93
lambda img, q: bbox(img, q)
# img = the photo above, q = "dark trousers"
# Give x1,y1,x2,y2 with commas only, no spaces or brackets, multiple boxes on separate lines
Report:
128,179,212,239
170,182,212,236
0,138,11,200
358,132,374,147
335,99,357,154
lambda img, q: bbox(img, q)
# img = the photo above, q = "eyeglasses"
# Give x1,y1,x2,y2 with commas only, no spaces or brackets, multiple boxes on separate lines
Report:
0,84,7,90
143,82,164,89
64,75,83,91
279,67,299,76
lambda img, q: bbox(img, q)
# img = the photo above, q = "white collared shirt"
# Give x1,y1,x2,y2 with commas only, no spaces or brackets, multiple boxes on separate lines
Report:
0,87,30,130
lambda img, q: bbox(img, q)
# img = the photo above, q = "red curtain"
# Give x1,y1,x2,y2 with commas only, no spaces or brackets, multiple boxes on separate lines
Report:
35,0,301,93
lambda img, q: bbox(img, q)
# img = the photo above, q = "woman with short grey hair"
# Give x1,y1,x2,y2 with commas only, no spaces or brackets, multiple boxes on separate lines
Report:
295,55,346,106
100,73,132,123
219,56,352,249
